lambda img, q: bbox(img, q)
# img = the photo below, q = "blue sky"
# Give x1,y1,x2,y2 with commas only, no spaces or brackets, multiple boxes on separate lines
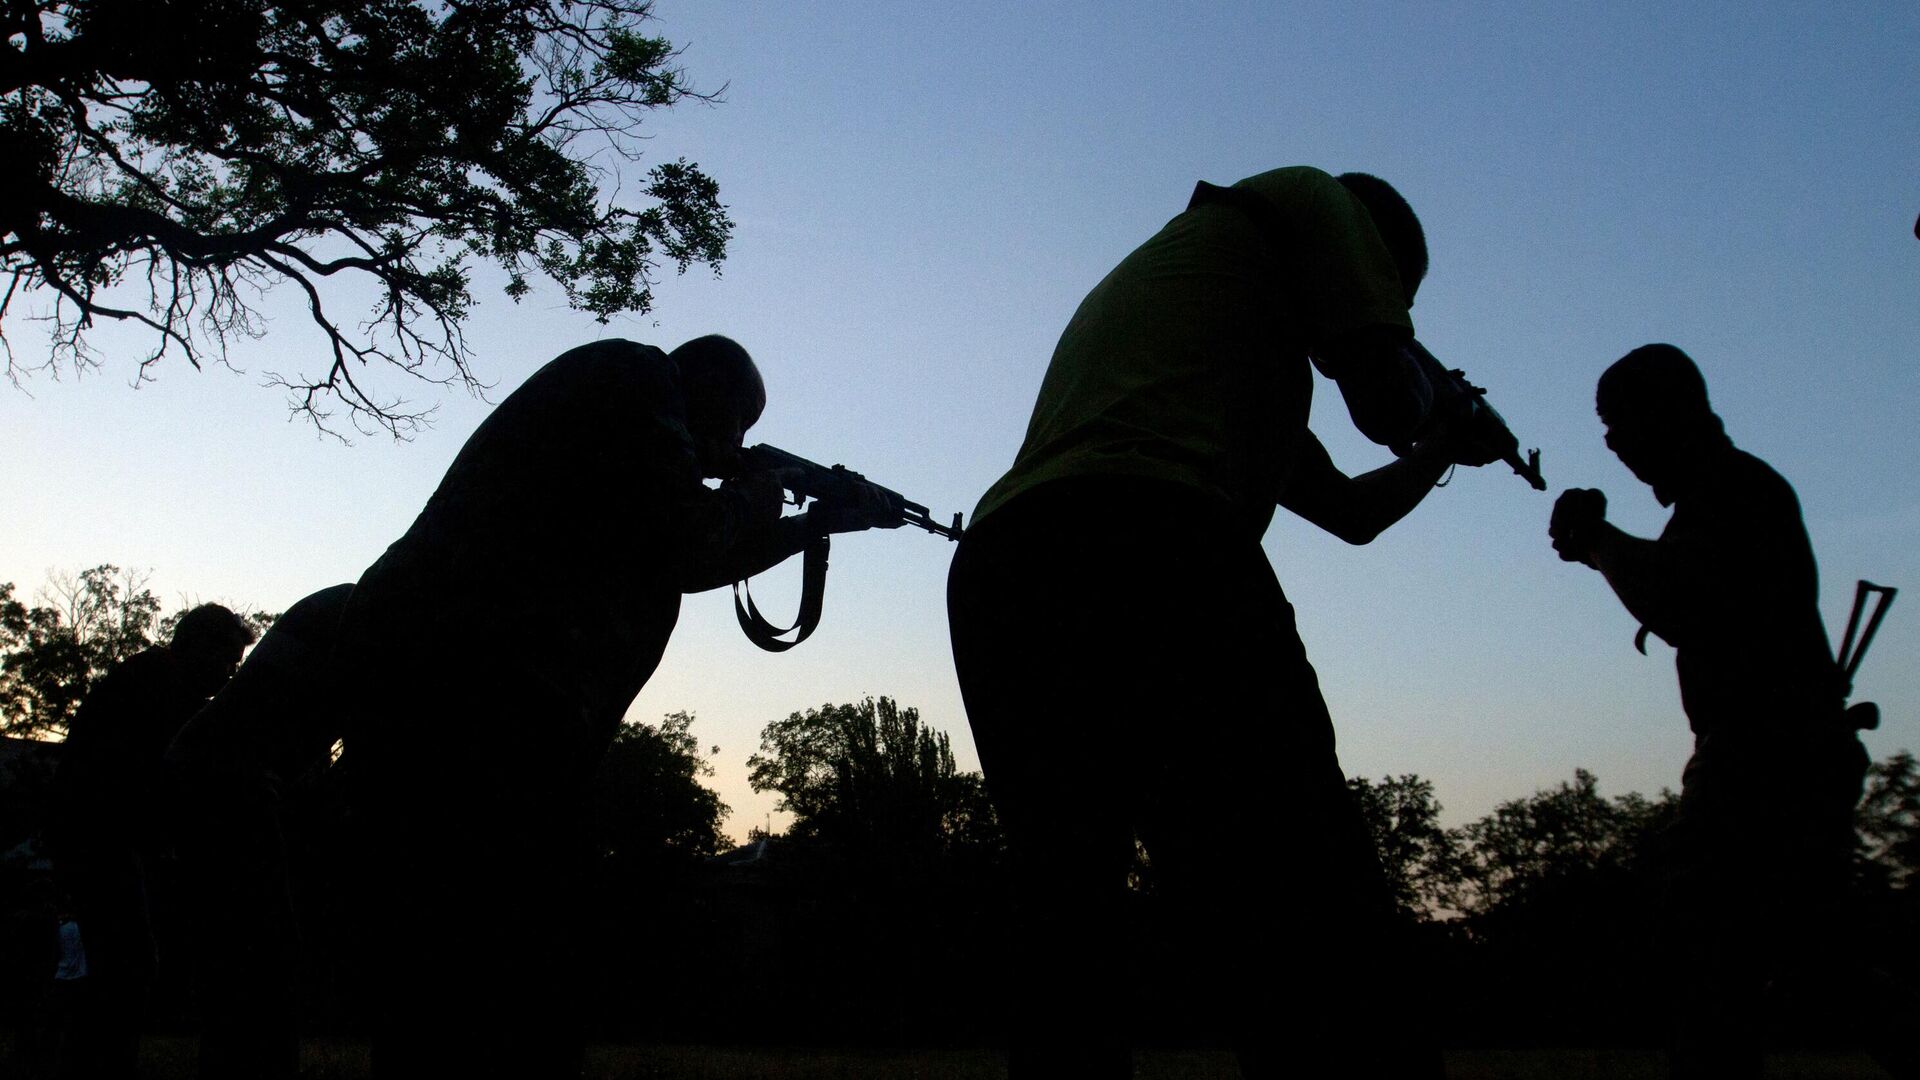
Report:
3,1,1916,840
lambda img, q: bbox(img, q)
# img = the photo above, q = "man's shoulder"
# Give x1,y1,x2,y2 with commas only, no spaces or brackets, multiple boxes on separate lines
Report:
67,648,174,735
1710,446,1800,505
1676,445,1805,532
108,647,177,686
525,338,673,386
488,339,679,423
549,338,670,364
1231,166,1344,205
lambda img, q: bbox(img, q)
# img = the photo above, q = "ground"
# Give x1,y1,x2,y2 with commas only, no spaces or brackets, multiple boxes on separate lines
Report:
0,1036,1901,1079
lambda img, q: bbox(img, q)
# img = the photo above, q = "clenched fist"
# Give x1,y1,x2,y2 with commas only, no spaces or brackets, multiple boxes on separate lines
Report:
1550,488,1607,564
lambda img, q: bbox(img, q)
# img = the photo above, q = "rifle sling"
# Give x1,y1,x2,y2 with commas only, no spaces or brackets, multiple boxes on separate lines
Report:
734,535,831,652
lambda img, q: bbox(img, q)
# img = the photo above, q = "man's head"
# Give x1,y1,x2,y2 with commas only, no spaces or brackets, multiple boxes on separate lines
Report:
1596,343,1725,492
1337,172,1427,304
169,603,257,697
671,334,766,477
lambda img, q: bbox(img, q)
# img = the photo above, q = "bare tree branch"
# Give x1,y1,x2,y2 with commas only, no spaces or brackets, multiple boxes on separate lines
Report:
2,0,731,438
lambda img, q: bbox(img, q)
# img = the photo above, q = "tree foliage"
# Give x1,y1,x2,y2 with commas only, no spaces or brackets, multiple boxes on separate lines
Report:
732,698,1005,1043
1,564,161,737
1448,768,1677,917
0,564,271,737
586,709,728,863
1858,750,1920,893
2,0,731,435
1346,772,1461,917
747,696,1000,855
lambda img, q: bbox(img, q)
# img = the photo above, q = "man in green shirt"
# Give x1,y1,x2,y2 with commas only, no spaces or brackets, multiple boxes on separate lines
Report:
948,167,1498,1077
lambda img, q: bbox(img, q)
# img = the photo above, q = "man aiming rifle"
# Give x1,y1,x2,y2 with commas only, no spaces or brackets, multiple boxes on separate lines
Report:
947,166,1536,1078
329,335,902,1078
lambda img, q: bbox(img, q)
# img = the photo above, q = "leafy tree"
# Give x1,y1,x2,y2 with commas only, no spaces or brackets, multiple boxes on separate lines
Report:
746,696,1000,856
574,710,731,1039
1858,750,1920,892
733,698,1005,1043
1450,768,1677,917
586,709,728,863
1347,773,1461,918
3,0,731,435
0,565,271,737
1608,785,1682,862
1,565,160,737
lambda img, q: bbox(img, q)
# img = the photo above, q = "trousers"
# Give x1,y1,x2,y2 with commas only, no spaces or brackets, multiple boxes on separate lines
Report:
947,477,1441,1079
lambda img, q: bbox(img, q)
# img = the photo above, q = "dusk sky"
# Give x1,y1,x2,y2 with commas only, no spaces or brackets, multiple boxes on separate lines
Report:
3,1,1916,842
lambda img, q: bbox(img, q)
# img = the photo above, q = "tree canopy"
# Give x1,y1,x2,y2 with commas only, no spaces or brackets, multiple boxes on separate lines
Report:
1346,773,1460,917
0,564,272,737
586,709,729,863
747,696,1000,856
1858,750,1920,893
1448,767,1677,917
2,0,731,435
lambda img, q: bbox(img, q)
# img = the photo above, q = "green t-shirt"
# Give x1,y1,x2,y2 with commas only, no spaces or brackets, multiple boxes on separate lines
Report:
972,166,1413,536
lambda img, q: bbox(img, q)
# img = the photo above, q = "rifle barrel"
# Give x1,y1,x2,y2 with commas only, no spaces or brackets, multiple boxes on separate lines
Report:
1507,447,1546,490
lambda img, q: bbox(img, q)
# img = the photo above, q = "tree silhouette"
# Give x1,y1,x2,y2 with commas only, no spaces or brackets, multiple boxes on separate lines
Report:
1346,773,1461,918
1858,750,1920,893
2,0,731,435
1,566,160,738
747,696,999,856
0,565,271,737
1451,768,1677,918
730,697,1005,1043
586,710,729,864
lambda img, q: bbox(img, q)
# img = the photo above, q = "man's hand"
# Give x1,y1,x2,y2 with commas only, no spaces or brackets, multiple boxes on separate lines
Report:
810,479,907,535
1414,408,1505,469
722,470,789,526
1550,488,1607,564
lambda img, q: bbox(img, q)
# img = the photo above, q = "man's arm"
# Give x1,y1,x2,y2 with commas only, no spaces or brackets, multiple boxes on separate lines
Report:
1278,431,1458,545
673,473,902,594
1552,491,1713,645
1583,525,1697,642
677,504,815,593
1311,325,1432,448
666,471,797,593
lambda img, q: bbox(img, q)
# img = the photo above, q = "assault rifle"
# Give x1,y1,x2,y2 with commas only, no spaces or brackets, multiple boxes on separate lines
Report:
729,444,963,652
1400,340,1546,491
1837,580,1896,731
741,444,965,540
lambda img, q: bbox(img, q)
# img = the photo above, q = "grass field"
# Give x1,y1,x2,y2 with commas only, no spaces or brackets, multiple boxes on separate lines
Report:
0,1036,1900,1078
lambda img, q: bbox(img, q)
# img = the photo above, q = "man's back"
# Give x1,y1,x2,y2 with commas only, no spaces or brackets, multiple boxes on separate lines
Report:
973,166,1411,535
55,648,198,849
1657,444,1841,738
343,339,694,722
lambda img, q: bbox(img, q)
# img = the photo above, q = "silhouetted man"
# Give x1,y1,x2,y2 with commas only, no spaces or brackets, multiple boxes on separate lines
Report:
1549,344,1876,1078
50,604,257,1080
947,167,1499,1078
330,336,898,1078
166,583,355,1080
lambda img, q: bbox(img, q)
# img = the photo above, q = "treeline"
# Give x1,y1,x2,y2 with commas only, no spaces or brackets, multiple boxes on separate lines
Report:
688,701,1920,1048
2,569,1917,1049
0,566,275,740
